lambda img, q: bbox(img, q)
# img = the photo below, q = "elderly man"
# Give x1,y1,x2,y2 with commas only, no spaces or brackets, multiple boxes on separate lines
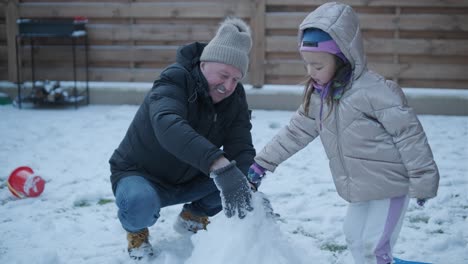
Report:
109,17,255,260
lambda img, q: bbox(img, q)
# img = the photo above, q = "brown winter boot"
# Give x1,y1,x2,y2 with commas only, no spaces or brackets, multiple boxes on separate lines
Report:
173,209,210,234
127,228,154,260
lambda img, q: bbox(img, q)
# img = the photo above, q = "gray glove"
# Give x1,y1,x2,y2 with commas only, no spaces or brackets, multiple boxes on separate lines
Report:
210,161,253,218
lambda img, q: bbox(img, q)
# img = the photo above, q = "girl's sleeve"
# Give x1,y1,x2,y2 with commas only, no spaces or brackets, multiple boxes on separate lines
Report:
254,104,319,172
366,80,439,199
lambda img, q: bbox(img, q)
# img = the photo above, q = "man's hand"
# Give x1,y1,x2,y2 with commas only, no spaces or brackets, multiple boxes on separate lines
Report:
210,161,253,218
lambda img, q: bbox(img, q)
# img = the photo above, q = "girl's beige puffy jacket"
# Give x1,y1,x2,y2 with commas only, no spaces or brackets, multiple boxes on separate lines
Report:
255,2,439,202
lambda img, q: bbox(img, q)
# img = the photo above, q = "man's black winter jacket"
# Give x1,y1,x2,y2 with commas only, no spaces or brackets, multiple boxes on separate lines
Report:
109,42,255,192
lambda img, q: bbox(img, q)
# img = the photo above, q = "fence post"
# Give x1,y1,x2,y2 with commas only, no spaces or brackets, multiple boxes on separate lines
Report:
6,0,19,82
250,0,265,88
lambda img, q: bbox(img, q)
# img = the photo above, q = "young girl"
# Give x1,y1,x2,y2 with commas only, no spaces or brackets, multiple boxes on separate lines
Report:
247,3,439,264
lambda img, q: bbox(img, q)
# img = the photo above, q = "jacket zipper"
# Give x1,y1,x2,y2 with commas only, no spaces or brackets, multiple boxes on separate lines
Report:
205,101,217,137
195,80,217,136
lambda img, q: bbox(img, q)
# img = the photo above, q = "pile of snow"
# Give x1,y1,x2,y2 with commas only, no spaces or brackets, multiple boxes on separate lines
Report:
187,192,312,264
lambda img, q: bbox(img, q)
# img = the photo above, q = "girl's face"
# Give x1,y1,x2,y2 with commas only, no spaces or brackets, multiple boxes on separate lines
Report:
301,51,337,86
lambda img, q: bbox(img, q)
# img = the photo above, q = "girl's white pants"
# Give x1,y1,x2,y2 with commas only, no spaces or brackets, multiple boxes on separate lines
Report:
343,195,409,264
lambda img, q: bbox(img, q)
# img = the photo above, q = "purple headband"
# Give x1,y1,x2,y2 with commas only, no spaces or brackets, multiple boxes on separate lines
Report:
300,39,347,62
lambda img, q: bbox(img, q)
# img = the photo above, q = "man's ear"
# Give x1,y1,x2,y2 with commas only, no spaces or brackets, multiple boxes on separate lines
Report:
200,62,208,78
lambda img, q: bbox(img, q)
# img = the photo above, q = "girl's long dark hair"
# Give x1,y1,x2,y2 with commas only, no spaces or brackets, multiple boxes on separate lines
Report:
302,56,351,115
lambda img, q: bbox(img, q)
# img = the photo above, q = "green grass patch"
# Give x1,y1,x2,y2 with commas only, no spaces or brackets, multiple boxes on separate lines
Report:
74,200,91,207
429,229,444,234
320,243,347,253
97,198,114,205
408,215,429,224
291,227,317,238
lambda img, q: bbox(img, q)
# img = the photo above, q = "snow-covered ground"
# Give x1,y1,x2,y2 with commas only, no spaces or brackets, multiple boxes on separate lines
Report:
0,104,467,264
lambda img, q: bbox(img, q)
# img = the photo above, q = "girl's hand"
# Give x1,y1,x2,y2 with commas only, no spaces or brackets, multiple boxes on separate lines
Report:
247,162,267,190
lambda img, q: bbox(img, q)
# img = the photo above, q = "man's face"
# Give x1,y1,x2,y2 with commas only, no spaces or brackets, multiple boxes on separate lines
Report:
200,62,242,104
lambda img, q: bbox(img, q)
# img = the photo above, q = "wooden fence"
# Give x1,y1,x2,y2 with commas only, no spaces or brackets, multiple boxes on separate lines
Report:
1,0,468,89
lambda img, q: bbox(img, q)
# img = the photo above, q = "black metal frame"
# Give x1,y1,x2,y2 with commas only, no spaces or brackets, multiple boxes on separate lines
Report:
15,30,89,109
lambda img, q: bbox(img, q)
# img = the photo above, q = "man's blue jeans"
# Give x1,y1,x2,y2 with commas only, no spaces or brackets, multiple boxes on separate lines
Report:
115,175,221,233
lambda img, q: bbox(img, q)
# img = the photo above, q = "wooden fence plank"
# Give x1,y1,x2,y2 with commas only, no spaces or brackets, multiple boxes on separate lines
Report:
264,75,468,89
130,2,251,19
372,63,468,80
0,67,7,79
19,67,162,82
19,66,252,83
18,45,178,63
20,0,128,2
365,38,468,55
266,36,468,55
91,68,161,82
6,0,18,82
266,0,468,7
19,2,251,19
19,3,128,18
0,45,6,60
399,79,468,89
0,25,6,41
265,36,297,52
87,24,216,42
399,14,468,31
265,61,468,80
399,55,467,65
266,13,468,31
250,0,266,88
266,13,396,30
0,2,5,19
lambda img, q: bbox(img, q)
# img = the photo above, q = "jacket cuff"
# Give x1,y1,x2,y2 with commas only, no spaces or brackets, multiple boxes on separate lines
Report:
254,158,275,173
210,160,237,178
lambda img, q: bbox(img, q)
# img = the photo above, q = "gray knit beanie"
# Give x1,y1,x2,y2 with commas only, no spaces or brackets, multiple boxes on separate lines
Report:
200,17,252,77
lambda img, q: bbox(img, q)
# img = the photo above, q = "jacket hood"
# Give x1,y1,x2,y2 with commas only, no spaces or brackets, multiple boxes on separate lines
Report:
298,2,367,78
172,42,212,101
176,42,207,71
